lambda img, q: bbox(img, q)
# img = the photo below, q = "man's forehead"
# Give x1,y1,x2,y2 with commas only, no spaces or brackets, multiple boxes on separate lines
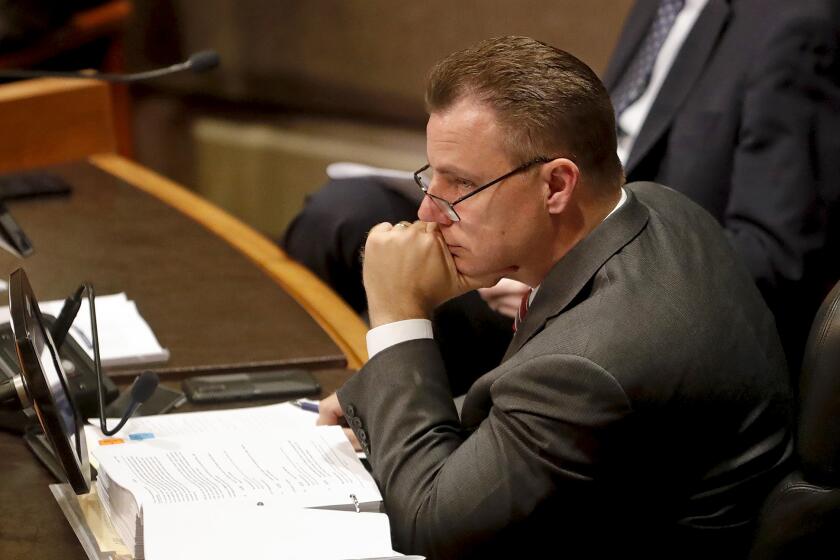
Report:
426,98,511,169
427,98,499,136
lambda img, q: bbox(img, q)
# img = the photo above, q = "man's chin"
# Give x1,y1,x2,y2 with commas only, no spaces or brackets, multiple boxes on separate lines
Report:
453,256,519,281
452,255,481,278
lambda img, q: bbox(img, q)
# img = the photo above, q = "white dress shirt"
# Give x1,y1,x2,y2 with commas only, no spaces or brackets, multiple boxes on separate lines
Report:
367,188,629,358
616,0,709,165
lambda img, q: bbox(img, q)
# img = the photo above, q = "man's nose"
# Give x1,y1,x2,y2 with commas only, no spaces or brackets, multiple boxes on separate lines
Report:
418,194,454,226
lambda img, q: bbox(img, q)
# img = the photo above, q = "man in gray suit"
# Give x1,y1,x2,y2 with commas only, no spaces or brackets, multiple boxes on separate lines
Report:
317,36,792,559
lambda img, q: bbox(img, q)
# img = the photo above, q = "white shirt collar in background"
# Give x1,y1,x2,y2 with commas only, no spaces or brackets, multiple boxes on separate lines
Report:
616,0,709,165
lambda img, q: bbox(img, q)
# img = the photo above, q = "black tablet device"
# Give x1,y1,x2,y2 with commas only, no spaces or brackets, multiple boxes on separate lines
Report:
182,369,320,404
9,268,90,494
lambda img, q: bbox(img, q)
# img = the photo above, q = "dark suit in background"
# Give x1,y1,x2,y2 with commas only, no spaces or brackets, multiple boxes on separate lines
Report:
605,0,840,366
283,0,840,370
339,183,793,559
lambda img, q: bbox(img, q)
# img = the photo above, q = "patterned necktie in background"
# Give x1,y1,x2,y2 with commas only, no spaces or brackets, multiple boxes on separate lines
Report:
610,0,686,121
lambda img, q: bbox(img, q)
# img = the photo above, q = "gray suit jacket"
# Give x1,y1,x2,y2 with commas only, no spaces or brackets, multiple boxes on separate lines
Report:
338,183,792,559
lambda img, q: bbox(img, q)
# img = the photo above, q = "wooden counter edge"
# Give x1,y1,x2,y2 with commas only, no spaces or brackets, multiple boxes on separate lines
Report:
89,153,368,370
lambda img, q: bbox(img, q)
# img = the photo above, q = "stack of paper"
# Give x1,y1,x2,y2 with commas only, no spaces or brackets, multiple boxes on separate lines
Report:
51,483,406,560
84,403,394,560
0,292,169,367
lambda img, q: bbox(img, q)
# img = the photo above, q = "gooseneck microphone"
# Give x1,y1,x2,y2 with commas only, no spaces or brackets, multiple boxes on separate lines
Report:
0,50,221,82
119,371,159,418
83,282,160,436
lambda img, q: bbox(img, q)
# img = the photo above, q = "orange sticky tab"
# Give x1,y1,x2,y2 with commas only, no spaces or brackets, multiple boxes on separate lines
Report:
98,438,125,446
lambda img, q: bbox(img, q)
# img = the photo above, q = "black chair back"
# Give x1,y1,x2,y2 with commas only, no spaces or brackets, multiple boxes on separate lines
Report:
750,280,840,558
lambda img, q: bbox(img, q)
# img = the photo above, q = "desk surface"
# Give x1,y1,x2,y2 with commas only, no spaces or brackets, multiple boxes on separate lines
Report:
0,159,358,559
0,160,347,376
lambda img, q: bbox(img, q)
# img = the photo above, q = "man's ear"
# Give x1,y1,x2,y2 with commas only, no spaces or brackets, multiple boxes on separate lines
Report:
542,158,580,214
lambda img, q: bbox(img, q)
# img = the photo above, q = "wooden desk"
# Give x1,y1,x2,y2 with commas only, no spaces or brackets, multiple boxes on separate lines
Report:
0,159,348,376
0,158,359,559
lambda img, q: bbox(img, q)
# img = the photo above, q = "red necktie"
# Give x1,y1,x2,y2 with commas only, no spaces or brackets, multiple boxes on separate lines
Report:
513,289,533,332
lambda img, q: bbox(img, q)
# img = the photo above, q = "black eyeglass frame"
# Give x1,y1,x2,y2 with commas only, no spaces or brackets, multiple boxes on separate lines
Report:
413,156,558,221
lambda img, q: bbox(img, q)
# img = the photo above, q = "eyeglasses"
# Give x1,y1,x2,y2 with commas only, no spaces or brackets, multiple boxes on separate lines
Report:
413,156,556,222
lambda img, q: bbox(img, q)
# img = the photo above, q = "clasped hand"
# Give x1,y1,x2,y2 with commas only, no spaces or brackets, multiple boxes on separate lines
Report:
362,220,500,327
317,220,501,450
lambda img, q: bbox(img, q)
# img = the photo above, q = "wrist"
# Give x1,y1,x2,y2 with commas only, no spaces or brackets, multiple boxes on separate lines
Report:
367,301,429,328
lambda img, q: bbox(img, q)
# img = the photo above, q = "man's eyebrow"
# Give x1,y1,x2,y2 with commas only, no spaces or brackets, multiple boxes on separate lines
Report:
434,165,480,183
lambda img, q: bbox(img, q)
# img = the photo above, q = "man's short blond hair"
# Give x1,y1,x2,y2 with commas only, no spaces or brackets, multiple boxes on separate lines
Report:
426,36,623,187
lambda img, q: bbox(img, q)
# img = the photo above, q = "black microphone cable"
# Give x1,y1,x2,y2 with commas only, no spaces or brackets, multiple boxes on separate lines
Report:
83,282,159,435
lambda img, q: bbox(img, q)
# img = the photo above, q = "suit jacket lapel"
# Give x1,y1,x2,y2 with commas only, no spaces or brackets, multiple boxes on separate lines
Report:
502,190,650,362
602,0,659,89
624,0,732,175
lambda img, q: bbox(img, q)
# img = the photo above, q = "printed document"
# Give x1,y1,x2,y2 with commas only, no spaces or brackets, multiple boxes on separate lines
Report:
93,426,382,559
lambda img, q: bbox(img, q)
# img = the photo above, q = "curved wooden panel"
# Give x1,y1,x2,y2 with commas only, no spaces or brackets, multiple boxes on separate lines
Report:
89,153,368,369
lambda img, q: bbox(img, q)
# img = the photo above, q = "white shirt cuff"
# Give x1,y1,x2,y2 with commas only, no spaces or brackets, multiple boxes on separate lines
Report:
366,319,434,359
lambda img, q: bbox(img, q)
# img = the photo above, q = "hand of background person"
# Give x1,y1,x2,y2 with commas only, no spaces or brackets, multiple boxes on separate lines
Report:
362,221,505,327
478,278,530,319
316,392,361,451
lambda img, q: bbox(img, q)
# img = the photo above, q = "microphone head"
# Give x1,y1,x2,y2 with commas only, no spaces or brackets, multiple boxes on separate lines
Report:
188,50,221,73
130,371,160,404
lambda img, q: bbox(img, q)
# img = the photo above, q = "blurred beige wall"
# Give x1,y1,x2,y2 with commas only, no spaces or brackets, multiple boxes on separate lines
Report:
128,1,635,237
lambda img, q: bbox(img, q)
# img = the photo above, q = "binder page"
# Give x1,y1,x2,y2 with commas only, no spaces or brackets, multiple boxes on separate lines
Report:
144,500,395,560
85,402,318,450
94,426,381,509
